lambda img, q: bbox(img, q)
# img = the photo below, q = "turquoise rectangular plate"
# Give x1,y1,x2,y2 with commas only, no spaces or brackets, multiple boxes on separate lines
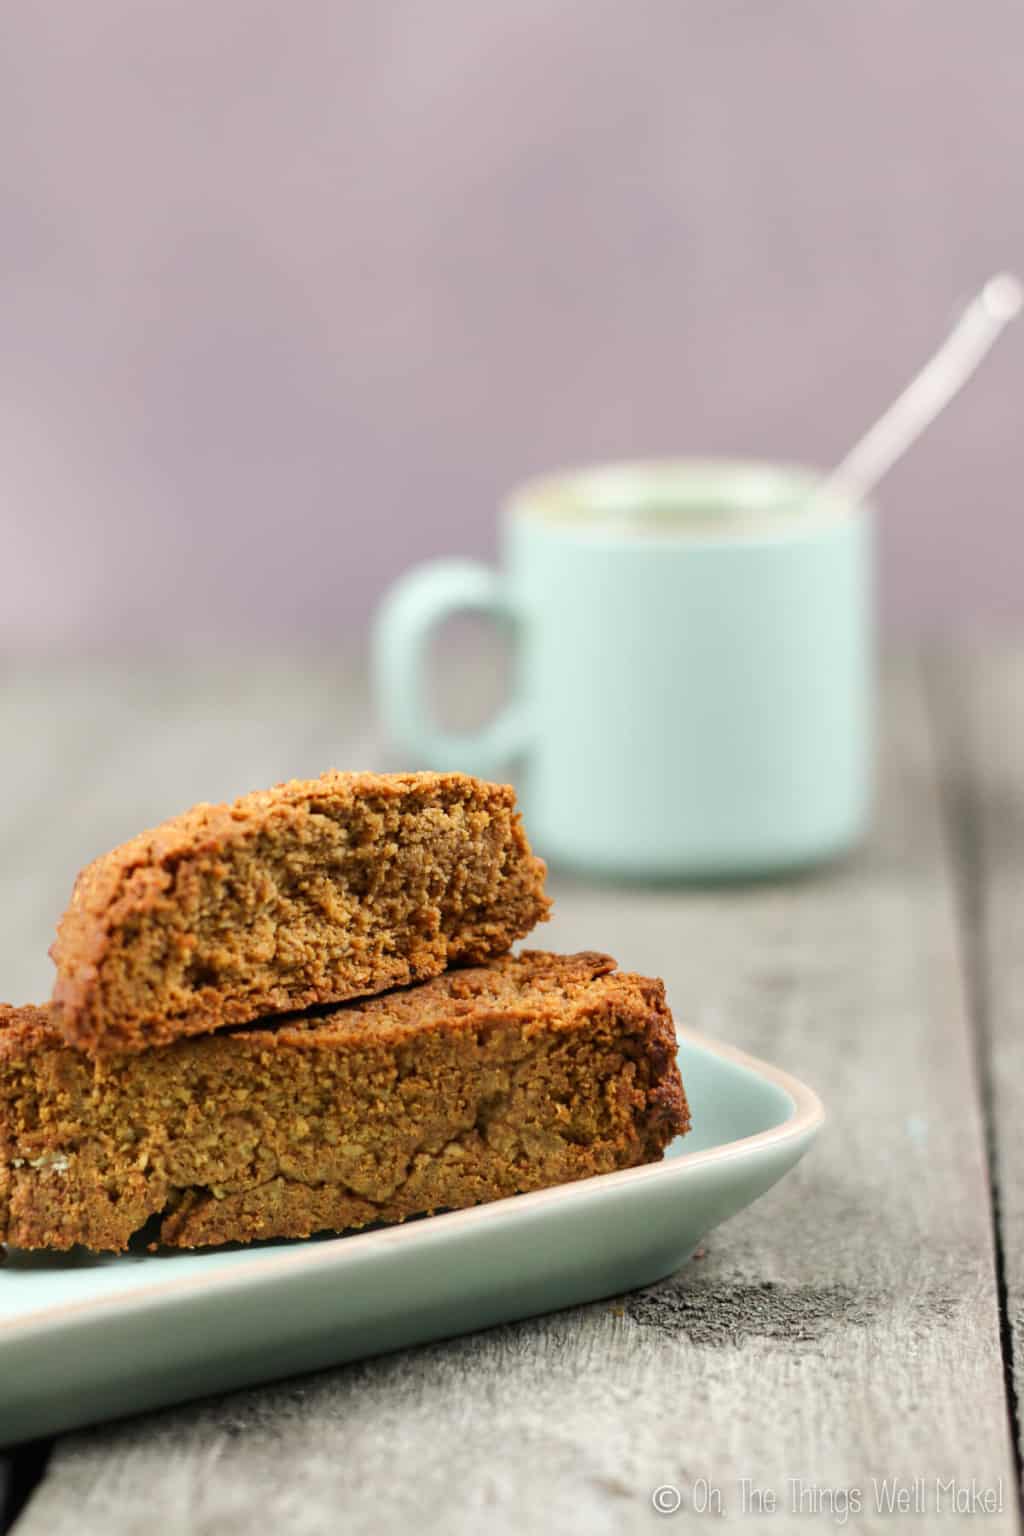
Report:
0,1032,823,1446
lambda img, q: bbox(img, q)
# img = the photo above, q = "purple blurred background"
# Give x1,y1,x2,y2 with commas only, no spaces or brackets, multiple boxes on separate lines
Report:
2,0,1022,655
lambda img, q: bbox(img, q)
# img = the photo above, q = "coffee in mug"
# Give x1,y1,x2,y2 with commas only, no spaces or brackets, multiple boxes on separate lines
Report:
373,459,874,878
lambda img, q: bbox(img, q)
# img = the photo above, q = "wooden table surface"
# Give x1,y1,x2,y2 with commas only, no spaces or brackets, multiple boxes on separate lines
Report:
1,650,1022,1534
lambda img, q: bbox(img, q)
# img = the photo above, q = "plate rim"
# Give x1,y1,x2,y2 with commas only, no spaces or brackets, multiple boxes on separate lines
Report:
0,1028,824,1340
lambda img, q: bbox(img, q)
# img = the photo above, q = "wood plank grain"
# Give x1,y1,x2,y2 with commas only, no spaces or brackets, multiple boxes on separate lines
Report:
8,659,1020,1534
929,647,1024,1477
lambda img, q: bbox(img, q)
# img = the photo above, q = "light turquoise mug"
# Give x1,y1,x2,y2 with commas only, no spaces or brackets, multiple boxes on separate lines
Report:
373,459,874,878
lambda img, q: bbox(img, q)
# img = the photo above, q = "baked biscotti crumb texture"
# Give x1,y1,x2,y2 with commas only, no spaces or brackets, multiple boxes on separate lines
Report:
50,770,550,1054
1,951,689,1252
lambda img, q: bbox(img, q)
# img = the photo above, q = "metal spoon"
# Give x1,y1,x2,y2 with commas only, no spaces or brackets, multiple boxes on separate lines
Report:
814,272,1022,510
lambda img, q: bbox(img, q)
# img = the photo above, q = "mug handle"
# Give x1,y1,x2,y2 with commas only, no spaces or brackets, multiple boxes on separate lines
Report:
372,559,529,775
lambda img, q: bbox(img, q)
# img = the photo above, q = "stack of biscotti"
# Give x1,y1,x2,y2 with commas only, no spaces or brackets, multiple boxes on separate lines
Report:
0,771,690,1252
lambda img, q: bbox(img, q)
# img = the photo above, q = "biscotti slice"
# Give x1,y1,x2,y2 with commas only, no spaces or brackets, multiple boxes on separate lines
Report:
50,770,550,1053
1,952,689,1252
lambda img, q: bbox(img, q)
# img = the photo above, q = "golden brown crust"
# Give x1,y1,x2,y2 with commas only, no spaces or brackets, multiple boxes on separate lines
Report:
50,770,550,1054
2,952,689,1252
0,1003,56,1055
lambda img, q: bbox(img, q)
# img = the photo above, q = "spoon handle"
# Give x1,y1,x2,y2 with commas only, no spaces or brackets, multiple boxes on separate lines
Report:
816,273,1022,509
